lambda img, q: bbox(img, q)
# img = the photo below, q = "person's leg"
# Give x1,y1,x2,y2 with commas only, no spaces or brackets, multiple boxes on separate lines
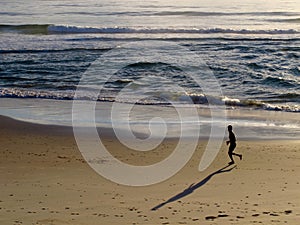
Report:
230,143,242,160
232,152,242,160
232,153,243,160
228,149,235,164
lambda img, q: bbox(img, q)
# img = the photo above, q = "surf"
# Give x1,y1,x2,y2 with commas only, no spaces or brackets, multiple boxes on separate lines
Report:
1,24,299,35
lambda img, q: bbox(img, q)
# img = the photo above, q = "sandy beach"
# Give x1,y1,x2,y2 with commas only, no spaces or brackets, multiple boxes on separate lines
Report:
0,115,299,225
1,0,300,224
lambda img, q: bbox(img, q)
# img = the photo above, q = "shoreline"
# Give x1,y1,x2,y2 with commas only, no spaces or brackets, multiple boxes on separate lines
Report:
0,114,299,141
1,114,300,224
1,97,300,140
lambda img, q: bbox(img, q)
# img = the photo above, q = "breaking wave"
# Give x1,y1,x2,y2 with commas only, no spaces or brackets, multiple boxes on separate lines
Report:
0,24,299,35
0,88,299,112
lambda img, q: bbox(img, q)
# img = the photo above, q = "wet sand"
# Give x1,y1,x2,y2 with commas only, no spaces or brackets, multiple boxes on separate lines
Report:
0,115,299,225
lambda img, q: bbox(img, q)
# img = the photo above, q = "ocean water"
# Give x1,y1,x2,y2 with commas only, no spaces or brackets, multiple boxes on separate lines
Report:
0,0,299,138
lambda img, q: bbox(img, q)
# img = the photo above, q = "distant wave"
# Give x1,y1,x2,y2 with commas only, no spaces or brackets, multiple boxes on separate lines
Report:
50,10,300,17
155,11,300,17
263,76,298,88
270,18,300,23
0,24,50,34
64,36,300,43
0,48,112,54
285,18,300,23
1,88,299,112
42,25,300,35
0,24,299,35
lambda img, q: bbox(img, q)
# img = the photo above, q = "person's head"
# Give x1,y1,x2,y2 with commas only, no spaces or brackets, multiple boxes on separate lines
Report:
228,125,233,132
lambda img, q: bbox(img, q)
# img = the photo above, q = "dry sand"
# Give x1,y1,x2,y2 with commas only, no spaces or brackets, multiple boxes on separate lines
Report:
0,115,299,225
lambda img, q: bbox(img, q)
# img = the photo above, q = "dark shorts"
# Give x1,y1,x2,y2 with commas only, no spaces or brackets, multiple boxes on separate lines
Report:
229,142,236,153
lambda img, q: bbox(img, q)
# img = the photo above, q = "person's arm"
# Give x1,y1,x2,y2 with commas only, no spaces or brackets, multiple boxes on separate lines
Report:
226,133,230,145
227,132,235,145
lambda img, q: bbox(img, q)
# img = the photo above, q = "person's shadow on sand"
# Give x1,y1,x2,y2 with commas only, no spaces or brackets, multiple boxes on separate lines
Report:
151,165,236,211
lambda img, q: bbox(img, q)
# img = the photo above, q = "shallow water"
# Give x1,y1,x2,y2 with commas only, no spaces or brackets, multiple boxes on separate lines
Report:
0,98,299,139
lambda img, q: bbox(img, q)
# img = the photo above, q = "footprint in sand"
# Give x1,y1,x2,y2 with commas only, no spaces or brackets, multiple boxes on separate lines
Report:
218,214,229,218
284,210,292,215
205,216,217,221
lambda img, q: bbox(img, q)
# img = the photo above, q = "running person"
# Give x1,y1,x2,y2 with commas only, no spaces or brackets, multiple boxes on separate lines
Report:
226,125,242,165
